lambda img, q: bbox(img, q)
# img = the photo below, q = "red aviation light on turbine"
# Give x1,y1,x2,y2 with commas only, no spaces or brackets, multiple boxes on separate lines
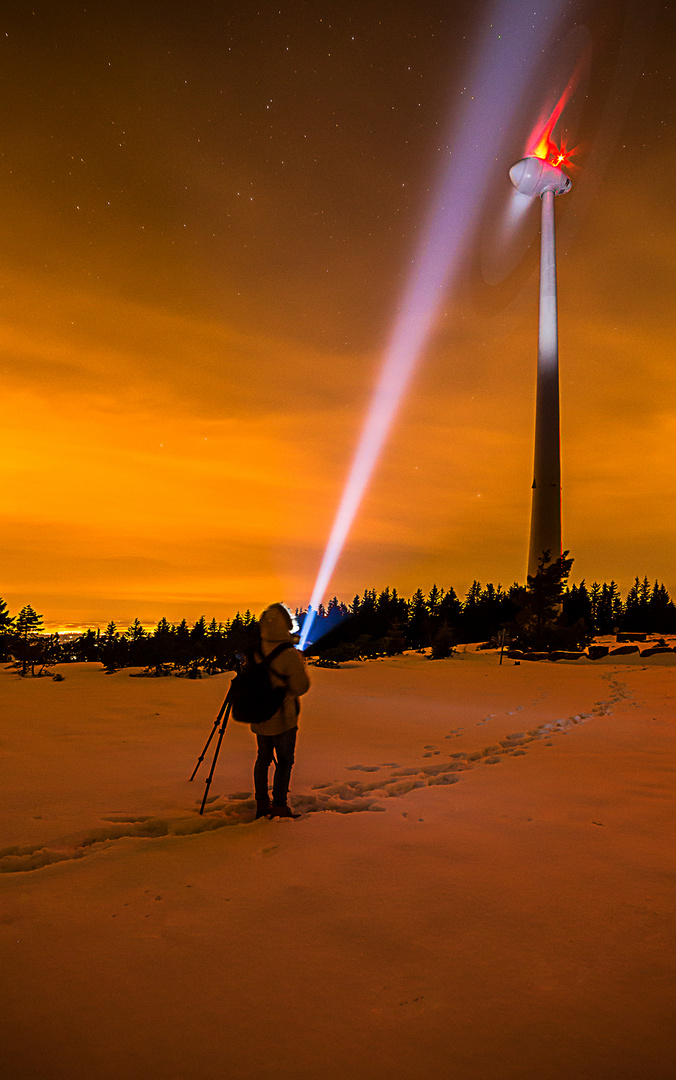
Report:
549,137,578,170
509,155,571,197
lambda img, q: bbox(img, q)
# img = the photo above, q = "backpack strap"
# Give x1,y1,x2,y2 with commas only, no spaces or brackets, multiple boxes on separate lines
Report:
259,641,293,680
261,641,293,664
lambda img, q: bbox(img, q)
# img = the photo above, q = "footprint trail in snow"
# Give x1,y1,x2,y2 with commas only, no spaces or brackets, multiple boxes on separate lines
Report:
0,686,626,875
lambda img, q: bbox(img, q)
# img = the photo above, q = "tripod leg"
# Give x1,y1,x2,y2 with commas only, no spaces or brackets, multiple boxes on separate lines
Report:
199,699,232,815
189,695,230,781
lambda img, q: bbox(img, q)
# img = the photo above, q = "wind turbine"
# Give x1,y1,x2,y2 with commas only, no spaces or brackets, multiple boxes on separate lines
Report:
509,154,571,578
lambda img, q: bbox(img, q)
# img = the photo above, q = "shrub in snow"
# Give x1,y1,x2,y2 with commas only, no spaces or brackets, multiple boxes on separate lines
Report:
431,626,456,659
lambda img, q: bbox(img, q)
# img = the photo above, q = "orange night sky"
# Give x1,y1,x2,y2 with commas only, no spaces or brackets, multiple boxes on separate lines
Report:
1,0,674,629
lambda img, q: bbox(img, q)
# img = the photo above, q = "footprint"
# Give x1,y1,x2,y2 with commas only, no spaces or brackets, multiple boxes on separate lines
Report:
101,815,152,823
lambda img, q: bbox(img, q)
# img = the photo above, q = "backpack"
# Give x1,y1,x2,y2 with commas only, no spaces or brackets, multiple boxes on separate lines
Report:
228,642,294,724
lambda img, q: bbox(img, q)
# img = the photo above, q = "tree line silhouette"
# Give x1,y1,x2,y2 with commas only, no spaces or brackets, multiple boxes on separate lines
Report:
2,557,676,677
306,557,676,662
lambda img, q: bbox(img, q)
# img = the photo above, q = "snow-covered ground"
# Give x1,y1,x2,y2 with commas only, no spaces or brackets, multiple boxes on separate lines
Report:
1,649,674,1080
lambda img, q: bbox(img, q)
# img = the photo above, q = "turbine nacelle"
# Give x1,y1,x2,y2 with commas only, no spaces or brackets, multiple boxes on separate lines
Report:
509,156,571,198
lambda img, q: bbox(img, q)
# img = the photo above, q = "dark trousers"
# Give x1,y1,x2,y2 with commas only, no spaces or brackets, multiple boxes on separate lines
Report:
254,726,298,805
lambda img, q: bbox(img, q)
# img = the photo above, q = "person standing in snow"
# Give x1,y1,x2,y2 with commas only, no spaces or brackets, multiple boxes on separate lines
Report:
250,603,310,819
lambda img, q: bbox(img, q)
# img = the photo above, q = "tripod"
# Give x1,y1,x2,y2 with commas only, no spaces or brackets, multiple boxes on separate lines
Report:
189,690,232,815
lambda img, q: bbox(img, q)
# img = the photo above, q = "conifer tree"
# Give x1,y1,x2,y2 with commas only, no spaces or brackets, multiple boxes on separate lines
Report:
508,551,583,650
622,577,646,632
465,581,482,606
589,582,602,632
100,620,122,673
73,628,99,662
189,616,208,669
563,580,592,629
438,586,462,629
0,596,12,632
461,581,484,641
427,584,442,616
407,589,430,647
647,582,676,634
149,617,174,674
13,604,44,675
125,618,147,647
0,597,13,660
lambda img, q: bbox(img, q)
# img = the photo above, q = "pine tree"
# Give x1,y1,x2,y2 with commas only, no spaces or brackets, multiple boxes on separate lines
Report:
508,551,580,650
100,620,122,673
407,589,430,647
0,597,12,632
13,605,44,675
150,617,174,674
563,580,592,629
460,581,483,642
427,584,442,616
589,582,602,631
0,597,14,660
648,582,676,634
125,618,147,643
622,577,644,632
438,587,462,628
36,633,62,675
595,582,620,634
14,604,43,635
73,628,99,662
361,589,377,613
465,581,482,606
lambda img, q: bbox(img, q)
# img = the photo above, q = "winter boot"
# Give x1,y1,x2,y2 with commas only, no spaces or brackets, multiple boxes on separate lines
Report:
255,800,272,819
270,804,301,819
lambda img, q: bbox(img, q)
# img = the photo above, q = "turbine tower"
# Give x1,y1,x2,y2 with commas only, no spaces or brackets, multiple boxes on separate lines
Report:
509,155,571,578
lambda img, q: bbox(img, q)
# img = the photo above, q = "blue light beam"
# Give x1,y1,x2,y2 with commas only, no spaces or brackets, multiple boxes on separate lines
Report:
300,0,566,649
